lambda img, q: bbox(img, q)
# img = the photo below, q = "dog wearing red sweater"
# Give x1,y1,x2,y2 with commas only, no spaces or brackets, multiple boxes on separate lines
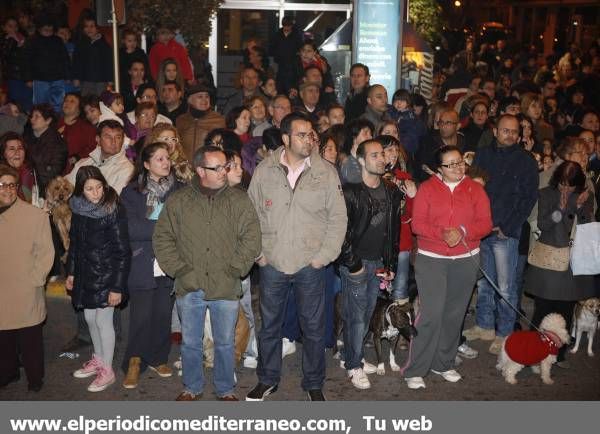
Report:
496,313,570,385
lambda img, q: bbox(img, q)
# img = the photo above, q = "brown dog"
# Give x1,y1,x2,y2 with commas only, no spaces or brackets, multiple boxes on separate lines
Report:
45,177,74,261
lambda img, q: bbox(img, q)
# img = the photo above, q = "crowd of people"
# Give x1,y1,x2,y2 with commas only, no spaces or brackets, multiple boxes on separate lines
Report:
0,9,599,400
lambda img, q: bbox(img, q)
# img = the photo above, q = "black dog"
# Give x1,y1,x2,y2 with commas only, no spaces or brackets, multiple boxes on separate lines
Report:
333,294,416,375
368,297,417,375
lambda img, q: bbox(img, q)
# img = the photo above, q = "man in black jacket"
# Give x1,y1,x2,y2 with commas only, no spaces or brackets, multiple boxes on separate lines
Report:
270,16,304,95
465,114,539,355
344,63,370,122
22,18,69,114
338,138,402,391
73,17,113,96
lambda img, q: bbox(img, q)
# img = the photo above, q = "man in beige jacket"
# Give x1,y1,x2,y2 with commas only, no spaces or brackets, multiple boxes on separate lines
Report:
246,112,347,402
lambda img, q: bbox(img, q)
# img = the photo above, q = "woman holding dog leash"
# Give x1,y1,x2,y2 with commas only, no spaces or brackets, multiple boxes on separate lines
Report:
524,161,596,366
401,145,492,389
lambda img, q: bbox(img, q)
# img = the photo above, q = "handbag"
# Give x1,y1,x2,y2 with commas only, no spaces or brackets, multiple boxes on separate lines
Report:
527,240,570,271
570,222,600,275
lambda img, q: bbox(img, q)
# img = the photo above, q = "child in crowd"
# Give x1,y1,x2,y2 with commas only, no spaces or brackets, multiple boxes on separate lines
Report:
386,89,425,158
66,166,130,392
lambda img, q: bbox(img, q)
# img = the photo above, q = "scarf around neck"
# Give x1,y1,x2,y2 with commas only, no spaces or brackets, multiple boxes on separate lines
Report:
70,195,116,219
144,172,175,217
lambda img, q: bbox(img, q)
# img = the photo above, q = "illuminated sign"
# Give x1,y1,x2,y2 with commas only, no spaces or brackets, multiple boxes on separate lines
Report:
353,0,404,96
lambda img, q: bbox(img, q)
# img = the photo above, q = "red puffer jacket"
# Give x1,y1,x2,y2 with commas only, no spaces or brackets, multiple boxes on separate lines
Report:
411,175,492,256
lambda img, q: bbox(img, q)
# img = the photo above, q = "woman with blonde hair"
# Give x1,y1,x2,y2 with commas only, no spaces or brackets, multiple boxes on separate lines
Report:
521,92,554,143
144,123,193,183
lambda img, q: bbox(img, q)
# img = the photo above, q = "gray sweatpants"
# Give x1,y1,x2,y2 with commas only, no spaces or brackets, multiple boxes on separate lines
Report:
402,253,479,378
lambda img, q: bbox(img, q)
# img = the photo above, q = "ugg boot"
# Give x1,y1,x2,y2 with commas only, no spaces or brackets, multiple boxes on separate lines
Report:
122,357,141,389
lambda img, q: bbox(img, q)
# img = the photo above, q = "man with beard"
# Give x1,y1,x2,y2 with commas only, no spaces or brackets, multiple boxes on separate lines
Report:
337,138,402,390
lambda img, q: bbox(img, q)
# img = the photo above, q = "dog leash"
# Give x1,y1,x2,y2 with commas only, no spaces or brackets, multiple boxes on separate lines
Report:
459,237,551,340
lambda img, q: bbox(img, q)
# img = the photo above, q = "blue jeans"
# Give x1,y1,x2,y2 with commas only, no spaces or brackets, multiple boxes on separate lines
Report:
340,259,383,371
392,251,410,300
475,234,520,337
176,289,238,397
257,264,326,391
33,80,65,114
239,276,257,358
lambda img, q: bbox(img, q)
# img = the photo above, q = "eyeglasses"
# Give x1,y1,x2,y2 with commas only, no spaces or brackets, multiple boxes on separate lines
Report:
440,160,466,169
201,165,230,173
437,120,458,127
292,132,316,141
0,182,19,190
159,136,179,144
498,127,519,136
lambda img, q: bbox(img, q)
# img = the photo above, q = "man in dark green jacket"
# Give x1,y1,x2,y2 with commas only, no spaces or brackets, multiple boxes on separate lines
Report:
153,145,261,401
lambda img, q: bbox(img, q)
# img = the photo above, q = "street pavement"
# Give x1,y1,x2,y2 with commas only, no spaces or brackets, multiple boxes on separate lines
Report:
1,287,598,401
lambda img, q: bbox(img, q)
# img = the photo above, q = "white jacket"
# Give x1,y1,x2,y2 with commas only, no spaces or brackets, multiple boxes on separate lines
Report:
65,146,134,195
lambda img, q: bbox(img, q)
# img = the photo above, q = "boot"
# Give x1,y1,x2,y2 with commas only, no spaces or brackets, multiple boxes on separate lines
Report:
122,357,141,389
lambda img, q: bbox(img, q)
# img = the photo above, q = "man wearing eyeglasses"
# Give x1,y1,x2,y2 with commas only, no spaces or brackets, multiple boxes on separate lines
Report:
415,108,466,182
465,114,539,355
246,112,347,401
153,145,261,401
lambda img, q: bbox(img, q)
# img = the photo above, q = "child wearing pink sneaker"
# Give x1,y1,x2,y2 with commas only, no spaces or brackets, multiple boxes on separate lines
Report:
65,166,130,392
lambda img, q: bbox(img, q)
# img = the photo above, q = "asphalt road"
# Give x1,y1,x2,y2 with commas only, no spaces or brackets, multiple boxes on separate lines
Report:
1,290,598,401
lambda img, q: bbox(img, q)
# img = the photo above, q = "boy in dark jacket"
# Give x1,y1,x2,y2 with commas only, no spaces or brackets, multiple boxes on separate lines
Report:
22,18,69,114
73,17,113,96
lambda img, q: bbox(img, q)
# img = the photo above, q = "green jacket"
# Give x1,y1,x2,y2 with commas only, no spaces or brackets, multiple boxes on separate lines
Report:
248,146,348,274
152,177,261,300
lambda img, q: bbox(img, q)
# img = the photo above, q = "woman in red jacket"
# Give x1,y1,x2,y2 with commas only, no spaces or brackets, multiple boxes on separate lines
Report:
401,145,492,390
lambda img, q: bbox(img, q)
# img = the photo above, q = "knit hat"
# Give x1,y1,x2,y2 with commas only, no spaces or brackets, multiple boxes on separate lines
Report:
100,90,118,108
186,84,215,104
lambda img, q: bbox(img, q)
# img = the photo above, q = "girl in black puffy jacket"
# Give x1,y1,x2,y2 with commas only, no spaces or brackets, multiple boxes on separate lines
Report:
65,166,130,393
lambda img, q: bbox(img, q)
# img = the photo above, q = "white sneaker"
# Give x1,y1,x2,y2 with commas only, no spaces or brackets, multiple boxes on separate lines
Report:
282,338,296,359
362,360,378,375
457,343,479,359
431,369,462,382
243,356,258,369
347,368,371,389
405,376,426,389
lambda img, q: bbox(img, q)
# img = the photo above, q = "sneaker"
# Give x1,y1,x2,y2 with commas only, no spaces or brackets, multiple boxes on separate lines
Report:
73,355,102,379
218,394,239,401
246,383,278,401
463,326,496,341
362,360,378,375
405,376,426,389
243,356,258,369
282,338,296,359
488,336,505,355
347,368,371,389
176,391,202,401
149,364,173,377
431,369,462,382
87,366,115,392
457,343,479,359
307,389,326,401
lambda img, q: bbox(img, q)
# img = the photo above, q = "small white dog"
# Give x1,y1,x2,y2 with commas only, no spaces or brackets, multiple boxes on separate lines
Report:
570,298,600,357
496,313,570,385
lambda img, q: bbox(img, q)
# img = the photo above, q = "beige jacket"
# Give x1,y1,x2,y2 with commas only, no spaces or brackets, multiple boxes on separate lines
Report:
65,146,134,194
248,146,347,274
0,199,54,330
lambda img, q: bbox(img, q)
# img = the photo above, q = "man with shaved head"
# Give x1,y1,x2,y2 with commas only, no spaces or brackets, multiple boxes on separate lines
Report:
360,84,388,131
414,108,466,182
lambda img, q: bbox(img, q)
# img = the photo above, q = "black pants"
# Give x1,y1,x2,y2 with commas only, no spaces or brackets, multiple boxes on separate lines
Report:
531,297,575,362
122,277,174,373
0,323,44,388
